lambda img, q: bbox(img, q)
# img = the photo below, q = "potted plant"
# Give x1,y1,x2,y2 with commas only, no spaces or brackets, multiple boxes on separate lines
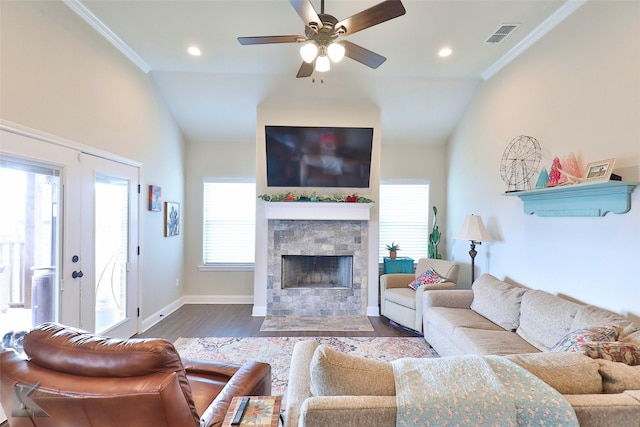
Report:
386,242,400,259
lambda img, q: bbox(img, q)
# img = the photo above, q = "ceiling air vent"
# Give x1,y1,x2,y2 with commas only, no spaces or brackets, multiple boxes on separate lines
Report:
485,24,520,44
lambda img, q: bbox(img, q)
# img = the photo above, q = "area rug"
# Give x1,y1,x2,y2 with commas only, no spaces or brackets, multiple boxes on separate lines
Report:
174,336,437,398
259,315,374,332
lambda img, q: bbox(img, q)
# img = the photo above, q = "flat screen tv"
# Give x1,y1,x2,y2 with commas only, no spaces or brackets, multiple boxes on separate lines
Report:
265,125,373,188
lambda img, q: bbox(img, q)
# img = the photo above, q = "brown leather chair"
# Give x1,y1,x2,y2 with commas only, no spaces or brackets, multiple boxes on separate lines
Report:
0,322,271,427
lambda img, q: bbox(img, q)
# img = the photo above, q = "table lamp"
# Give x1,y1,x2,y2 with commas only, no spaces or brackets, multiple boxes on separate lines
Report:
454,214,493,284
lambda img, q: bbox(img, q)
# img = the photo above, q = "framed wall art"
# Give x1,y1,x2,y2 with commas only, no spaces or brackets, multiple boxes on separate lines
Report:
583,158,616,183
149,185,162,211
164,202,180,237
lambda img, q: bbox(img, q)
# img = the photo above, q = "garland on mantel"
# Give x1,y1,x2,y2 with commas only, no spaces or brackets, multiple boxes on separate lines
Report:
258,192,374,203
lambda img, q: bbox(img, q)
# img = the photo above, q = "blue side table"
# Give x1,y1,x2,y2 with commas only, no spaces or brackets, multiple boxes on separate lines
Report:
383,257,414,274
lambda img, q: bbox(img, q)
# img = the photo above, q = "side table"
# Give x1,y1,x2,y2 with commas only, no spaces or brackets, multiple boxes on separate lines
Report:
222,396,282,427
383,256,414,274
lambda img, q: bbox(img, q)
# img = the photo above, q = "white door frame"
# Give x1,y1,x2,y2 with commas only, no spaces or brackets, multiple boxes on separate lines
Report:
0,120,142,336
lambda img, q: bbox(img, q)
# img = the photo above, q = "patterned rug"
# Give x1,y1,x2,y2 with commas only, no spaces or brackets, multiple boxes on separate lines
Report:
259,315,374,332
174,336,437,398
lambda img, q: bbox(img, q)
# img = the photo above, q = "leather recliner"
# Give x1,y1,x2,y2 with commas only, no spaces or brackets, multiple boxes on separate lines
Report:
0,322,272,427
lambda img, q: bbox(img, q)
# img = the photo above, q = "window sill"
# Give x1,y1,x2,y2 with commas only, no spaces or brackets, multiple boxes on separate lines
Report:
198,263,254,272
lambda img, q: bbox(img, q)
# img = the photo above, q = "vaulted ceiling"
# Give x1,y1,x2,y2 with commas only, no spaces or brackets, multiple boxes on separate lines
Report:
66,0,583,144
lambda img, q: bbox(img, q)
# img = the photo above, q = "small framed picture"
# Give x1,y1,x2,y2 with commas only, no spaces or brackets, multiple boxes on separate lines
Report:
583,158,616,183
164,202,180,237
149,185,162,212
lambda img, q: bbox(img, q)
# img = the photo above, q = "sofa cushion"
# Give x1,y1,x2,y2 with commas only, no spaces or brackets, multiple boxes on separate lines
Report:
571,304,640,340
309,345,395,397
504,352,602,395
451,327,540,356
470,274,527,331
407,268,446,290
550,326,620,352
597,359,640,393
516,290,581,351
425,306,504,338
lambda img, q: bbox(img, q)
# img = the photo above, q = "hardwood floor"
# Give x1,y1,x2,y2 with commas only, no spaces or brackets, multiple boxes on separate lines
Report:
135,304,421,342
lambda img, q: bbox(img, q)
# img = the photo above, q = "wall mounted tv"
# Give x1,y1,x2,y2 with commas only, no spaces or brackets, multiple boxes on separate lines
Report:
265,125,373,188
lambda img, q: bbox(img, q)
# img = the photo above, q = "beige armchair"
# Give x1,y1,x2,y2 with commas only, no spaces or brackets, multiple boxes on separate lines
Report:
380,258,459,332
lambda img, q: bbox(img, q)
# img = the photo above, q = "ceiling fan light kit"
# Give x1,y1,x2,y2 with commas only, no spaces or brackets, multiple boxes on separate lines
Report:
238,0,406,78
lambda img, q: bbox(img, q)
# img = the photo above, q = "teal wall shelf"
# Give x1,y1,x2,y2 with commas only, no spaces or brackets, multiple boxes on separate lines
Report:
504,181,638,217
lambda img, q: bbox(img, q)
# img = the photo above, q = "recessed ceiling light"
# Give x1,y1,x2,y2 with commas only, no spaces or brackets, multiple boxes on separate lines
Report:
188,46,201,56
438,47,452,57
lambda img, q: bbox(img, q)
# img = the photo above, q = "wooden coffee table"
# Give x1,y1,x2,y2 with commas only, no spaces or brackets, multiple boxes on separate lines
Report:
222,396,282,427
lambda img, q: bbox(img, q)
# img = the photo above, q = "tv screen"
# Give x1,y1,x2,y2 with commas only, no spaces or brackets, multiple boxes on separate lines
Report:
265,125,373,188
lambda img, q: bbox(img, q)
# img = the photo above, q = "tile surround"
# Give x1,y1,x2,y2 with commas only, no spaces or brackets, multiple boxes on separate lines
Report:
267,220,368,315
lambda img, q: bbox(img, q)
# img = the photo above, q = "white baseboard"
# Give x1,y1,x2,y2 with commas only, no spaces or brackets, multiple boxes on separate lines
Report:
367,305,380,316
140,297,184,332
182,294,254,305
252,306,267,317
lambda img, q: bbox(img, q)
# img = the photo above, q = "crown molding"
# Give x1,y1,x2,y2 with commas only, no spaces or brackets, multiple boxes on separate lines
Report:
482,0,588,80
62,0,152,74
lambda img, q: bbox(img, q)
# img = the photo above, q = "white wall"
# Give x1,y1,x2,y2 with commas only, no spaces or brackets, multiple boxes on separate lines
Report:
381,143,450,257
0,1,186,321
446,1,640,319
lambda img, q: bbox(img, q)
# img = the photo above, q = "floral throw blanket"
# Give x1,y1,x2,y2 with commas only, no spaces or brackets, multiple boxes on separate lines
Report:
392,355,579,427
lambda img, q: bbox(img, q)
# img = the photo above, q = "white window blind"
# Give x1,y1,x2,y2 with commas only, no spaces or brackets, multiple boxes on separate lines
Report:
203,180,255,268
378,183,430,263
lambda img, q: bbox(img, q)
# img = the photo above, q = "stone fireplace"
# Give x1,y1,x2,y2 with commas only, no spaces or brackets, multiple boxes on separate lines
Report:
253,202,376,317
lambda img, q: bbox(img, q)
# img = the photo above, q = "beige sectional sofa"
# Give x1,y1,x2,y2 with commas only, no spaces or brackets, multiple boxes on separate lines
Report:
285,273,640,427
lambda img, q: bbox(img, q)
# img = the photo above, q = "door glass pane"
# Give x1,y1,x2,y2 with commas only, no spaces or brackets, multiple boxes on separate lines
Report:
0,159,60,337
94,175,129,333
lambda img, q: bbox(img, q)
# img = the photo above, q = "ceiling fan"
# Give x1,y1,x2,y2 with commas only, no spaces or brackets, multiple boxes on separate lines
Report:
237,0,406,78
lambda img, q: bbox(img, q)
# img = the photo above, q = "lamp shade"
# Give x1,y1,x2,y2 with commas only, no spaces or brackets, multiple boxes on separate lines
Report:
315,55,330,72
454,215,492,242
327,42,345,62
300,43,318,63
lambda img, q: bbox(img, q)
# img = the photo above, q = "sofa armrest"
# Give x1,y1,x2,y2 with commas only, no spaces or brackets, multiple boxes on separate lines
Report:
380,273,415,291
195,360,272,427
299,396,396,427
285,340,320,427
423,289,473,310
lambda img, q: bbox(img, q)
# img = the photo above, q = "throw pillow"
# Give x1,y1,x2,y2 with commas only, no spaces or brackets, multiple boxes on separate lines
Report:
551,325,620,352
407,268,446,290
309,345,396,397
565,341,640,366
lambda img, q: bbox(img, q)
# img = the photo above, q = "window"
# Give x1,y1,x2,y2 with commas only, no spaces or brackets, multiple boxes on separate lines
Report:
378,182,430,263
202,179,255,269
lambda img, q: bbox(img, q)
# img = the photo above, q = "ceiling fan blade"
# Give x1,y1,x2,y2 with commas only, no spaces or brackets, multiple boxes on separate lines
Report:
335,0,406,36
342,40,386,69
289,0,323,29
296,61,314,78
237,35,304,45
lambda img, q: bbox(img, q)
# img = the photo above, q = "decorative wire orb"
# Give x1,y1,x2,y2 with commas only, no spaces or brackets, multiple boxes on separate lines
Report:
500,135,542,192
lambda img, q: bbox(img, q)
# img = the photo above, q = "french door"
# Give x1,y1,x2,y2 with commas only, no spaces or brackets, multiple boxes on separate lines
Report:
0,126,139,338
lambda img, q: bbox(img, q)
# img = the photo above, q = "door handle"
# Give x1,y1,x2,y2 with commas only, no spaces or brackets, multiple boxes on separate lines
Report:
72,270,84,279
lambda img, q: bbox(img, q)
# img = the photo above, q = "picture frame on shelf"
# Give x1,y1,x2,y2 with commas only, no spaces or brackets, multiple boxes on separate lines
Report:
164,202,180,237
583,158,616,183
148,185,162,211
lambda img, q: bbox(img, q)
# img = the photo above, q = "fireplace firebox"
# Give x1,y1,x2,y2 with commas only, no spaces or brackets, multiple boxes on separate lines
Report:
282,255,353,289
